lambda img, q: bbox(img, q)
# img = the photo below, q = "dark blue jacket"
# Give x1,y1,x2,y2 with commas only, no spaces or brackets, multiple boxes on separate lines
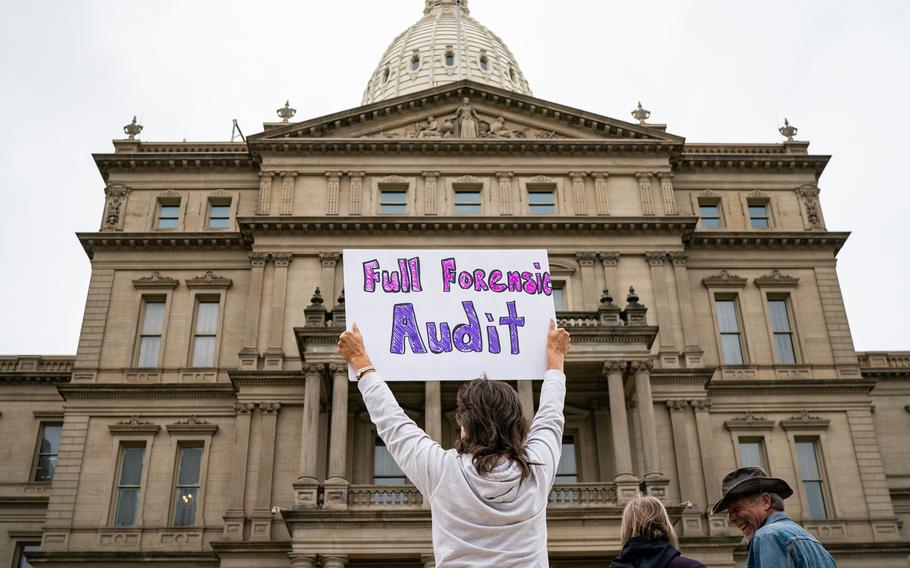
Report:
610,536,706,568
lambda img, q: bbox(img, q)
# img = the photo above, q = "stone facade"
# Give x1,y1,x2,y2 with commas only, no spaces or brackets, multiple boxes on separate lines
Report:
3,4,910,568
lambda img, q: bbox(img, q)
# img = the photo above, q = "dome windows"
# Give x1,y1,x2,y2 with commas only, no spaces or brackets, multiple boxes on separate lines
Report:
445,47,455,67
509,65,517,83
479,52,489,72
383,66,391,83
411,51,421,72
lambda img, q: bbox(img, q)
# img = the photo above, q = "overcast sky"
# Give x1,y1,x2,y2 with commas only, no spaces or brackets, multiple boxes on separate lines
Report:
1,0,907,355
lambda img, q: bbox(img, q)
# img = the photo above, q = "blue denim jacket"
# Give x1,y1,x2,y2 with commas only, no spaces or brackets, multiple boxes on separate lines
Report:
746,512,837,568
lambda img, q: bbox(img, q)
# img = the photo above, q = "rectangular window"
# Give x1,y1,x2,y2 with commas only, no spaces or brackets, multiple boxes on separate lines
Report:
454,190,481,214
445,48,455,67
699,202,721,228
749,204,770,228
768,298,797,364
380,190,407,214
208,202,231,229
172,444,203,526
114,445,146,527
373,437,407,485
157,202,180,229
137,299,166,368
191,300,219,367
795,439,828,519
528,190,555,215
34,423,62,481
551,282,566,311
715,298,745,364
555,434,579,483
15,542,41,568
739,438,768,470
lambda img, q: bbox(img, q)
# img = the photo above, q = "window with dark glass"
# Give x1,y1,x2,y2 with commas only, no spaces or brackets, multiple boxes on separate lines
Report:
528,190,555,215
157,202,180,229
380,190,407,214
699,202,721,228
445,49,455,67
739,438,767,470
715,298,745,364
509,66,516,82
172,444,203,526
749,204,770,228
795,438,828,519
191,299,219,367
208,202,230,229
551,282,566,311
479,55,489,72
454,190,481,214
382,66,390,83
555,434,578,483
137,299,166,368
15,542,41,568
768,298,796,364
34,423,62,481
411,54,420,71
373,437,407,485
114,445,146,526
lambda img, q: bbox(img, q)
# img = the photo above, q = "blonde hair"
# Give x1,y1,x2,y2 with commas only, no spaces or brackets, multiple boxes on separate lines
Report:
619,495,679,548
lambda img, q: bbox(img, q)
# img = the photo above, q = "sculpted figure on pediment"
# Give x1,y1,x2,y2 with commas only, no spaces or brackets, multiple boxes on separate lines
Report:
485,116,528,139
415,115,441,138
449,97,480,138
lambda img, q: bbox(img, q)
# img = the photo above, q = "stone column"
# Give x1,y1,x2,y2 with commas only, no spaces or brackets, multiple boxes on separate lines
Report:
518,381,534,422
667,399,706,536
658,173,677,215
600,252,620,296
604,362,634,480
425,381,443,443
265,253,293,370
223,402,255,540
295,363,323,508
645,251,678,366
239,252,269,370
322,556,348,568
423,171,440,215
593,172,609,215
280,171,297,215
576,252,598,310
497,172,513,215
670,252,704,366
632,361,661,478
289,555,317,568
326,171,343,215
636,172,655,215
593,402,614,481
251,402,281,540
569,171,587,215
257,172,273,215
320,252,340,310
324,363,350,509
348,172,365,215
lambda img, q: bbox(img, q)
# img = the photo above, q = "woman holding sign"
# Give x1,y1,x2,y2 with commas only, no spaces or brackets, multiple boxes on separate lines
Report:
338,320,570,567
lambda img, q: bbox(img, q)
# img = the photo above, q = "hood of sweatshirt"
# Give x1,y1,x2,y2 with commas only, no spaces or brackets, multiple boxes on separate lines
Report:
457,453,525,503
610,537,681,568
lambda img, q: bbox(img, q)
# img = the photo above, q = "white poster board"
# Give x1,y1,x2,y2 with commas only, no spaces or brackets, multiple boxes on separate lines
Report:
343,249,556,381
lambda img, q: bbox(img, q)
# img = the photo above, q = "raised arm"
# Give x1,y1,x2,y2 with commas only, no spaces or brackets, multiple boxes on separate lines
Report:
525,320,571,485
338,324,446,497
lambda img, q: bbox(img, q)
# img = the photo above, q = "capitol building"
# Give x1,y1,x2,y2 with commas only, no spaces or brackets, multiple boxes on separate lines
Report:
1,1,909,566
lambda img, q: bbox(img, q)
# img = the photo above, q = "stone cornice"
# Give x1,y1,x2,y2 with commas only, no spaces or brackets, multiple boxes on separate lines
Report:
240,216,697,241
707,378,875,397
686,231,850,254
93,150,255,180
78,232,246,259
675,152,830,178
0,356,74,374
58,383,236,400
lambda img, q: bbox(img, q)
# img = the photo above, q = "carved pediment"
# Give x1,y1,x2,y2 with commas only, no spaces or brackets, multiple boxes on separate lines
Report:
132,272,179,289
185,271,233,289
754,270,799,288
702,270,747,288
249,81,682,144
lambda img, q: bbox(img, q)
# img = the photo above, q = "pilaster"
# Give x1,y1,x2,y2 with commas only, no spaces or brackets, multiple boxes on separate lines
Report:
257,172,273,215
576,252,598,310
239,252,269,370
348,172,365,215
645,252,678,367
670,252,704,366
636,172,655,216
325,171,343,215
423,171,440,215
320,252,341,310
569,171,587,215
222,402,255,541
593,172,609,215
265,253,293,370
599,252,620,297
667,400,706,536
280,171,297,215
251,402,281,540
658,172,677,215
496,171,513,215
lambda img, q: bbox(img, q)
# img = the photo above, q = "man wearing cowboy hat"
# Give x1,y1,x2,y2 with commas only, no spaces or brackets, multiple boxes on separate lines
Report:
713,466,837,567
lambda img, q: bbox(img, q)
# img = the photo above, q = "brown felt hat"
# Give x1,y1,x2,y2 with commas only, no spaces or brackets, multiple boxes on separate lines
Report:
711,466,793,514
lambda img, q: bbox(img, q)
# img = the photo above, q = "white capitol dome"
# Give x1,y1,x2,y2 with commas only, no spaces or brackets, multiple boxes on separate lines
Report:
362,0,532,105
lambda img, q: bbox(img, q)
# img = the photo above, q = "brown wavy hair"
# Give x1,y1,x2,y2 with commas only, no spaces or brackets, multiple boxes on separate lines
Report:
454,377,536,481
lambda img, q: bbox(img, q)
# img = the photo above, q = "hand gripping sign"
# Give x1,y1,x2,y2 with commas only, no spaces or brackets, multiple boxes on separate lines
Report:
342,249,556,381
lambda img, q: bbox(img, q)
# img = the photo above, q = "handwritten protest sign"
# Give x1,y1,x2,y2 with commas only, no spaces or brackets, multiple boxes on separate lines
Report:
343,249,556,381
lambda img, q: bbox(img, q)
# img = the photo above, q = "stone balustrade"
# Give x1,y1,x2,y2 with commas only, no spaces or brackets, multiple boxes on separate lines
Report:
857,351,910,369
0,356,74,373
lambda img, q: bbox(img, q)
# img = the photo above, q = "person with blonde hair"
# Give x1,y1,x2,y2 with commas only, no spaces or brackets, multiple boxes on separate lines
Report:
610,495,705,568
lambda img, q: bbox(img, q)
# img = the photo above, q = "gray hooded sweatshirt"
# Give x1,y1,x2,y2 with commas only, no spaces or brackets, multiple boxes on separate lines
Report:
358,369,566,567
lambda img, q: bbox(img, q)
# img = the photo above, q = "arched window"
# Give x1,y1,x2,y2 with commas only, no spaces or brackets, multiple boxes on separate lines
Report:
411,53,421,71
479,55,489,72
383,66,390,83
445,48,455,67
